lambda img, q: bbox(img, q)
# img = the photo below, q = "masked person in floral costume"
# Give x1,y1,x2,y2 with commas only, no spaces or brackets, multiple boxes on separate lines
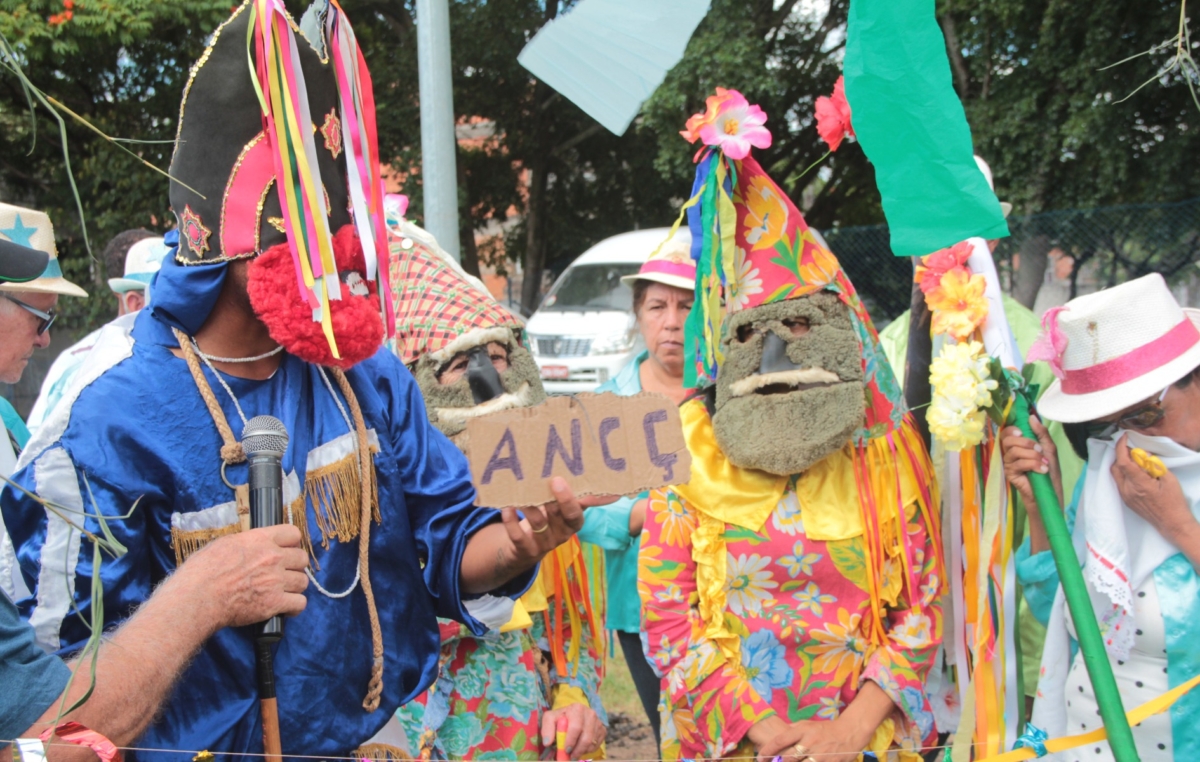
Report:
637,89,944,762
380,216,607,761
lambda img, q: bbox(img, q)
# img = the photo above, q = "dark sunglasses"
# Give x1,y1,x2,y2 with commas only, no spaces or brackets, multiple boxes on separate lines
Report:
1084,385,1169,440
3,293,57,335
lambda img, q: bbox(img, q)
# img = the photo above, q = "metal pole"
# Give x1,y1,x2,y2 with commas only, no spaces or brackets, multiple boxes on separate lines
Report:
416,0,461,261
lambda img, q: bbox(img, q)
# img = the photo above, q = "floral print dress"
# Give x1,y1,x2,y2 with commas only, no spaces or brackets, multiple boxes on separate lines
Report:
395,542,606,761
639,486,942,761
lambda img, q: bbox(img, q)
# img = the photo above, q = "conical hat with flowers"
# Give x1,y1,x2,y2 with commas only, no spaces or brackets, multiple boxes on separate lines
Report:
387,221,523,366
680,88,904,440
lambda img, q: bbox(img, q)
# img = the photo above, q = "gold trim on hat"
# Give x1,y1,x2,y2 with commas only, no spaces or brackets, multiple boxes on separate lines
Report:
256,179,277,250
321,110,342,159
220,131,267,259
172,0,251,152
173,0,325,182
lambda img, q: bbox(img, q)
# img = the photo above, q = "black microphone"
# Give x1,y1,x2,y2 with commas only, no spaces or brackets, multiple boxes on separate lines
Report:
242,414,289,641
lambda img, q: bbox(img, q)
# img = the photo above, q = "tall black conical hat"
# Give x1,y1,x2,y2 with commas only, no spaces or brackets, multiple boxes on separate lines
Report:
168,0,350,265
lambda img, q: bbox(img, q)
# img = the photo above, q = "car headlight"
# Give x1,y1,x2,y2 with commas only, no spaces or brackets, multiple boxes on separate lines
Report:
591,327,637,355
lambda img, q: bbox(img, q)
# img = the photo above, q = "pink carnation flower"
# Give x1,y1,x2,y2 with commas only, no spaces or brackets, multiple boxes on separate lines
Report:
814,76,854,151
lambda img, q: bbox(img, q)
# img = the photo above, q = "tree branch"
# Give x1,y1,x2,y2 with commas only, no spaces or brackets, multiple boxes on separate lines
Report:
939,13,970,99
552,123,604,156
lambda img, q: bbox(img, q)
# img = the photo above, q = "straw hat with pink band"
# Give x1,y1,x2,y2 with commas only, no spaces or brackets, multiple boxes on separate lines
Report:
621,228,695,292
1030,273,1200,423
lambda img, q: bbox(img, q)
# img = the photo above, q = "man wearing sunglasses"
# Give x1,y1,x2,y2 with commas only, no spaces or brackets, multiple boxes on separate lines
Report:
1000,273,1200,760
0,205,85,390
0,204,86,602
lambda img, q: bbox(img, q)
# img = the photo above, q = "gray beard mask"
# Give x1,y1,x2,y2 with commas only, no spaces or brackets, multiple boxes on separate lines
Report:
412,331,547,450
711,291,866,476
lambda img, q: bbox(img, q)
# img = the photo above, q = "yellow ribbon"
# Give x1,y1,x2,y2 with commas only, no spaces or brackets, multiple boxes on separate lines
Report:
980,673,1200,762
647,185,704,262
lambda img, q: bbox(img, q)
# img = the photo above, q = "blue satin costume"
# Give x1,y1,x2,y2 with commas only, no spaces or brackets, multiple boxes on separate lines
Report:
1,250,532,760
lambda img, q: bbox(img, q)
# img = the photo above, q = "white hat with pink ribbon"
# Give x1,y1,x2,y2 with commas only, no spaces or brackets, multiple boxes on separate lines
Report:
1029,273,1200,423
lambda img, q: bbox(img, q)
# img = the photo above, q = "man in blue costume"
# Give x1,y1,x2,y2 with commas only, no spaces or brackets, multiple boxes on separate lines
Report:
1,2,591,759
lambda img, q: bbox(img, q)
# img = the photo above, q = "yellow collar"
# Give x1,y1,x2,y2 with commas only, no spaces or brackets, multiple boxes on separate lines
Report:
671,399,871,540
671,399,788,532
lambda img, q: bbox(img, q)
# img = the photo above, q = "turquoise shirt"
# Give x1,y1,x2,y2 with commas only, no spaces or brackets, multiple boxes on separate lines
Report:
0,396,29,450
577,351,647,634
1016,477,1084,625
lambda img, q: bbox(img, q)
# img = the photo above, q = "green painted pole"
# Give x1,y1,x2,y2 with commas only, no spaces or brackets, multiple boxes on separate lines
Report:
1012,390,1140,761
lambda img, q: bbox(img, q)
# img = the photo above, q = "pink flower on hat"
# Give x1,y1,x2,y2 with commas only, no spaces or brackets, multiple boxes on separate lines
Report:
681,88,771,160
815,76,854,152
1027,306,1069,379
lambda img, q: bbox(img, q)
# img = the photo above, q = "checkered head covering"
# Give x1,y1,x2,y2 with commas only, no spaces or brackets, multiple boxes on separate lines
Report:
387,222,523,366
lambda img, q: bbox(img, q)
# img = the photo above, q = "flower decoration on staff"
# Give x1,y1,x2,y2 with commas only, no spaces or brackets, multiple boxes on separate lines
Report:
680,87,771,160
815,75,854,151
914,240,973,294
927,341,999,451
926,268,988,340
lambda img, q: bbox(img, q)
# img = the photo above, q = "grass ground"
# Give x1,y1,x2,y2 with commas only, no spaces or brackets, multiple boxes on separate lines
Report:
600,636,645,718
600,635,660,760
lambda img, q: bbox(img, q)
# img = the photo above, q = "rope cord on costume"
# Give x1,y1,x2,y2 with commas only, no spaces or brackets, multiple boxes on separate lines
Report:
298,366,363,600
173,328,246,465
319,365,355,433
194,344,284,363
331,367,385,713
191,340,252,428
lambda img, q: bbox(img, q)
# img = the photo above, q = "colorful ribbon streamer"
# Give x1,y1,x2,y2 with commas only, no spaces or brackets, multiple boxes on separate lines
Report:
981,673,1200,762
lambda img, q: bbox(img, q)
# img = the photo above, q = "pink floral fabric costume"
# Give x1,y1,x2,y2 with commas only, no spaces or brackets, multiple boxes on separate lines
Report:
638,90,944,762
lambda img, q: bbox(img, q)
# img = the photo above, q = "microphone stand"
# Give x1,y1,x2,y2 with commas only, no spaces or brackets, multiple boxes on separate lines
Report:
256,627,283,762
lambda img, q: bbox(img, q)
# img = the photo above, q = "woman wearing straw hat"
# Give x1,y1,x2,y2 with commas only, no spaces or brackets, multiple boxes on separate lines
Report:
576,229,695,749
1001,273,1200,761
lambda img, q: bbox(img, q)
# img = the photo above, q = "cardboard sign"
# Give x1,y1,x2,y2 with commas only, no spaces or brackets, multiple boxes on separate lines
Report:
466,392,692,508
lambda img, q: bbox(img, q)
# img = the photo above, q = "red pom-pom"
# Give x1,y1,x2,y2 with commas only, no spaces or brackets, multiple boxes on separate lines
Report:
248,225,384,369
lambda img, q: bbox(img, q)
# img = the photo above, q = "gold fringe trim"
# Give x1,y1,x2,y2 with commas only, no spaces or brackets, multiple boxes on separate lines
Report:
352,744,410,762
305,444,380,548
287,494,318,570
171,522,241,566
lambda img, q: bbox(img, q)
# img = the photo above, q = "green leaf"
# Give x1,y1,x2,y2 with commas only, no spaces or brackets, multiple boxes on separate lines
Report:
827,537,869,592
724,526,768,545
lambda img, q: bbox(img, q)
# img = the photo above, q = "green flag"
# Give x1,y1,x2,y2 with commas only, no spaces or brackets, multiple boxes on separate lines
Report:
843,0,1009,256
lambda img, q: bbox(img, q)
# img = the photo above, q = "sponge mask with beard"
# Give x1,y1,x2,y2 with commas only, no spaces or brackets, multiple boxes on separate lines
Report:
248,224,385,369
411,327,547,450
712,291,865,476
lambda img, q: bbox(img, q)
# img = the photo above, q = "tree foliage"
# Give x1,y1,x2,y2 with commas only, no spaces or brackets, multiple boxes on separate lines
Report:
1,0,234,328
641,0,884,230
941,0,1200,214
3,0,1198,329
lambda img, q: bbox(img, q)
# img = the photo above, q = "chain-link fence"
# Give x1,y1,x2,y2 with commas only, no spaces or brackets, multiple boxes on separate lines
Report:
821,197,1200,328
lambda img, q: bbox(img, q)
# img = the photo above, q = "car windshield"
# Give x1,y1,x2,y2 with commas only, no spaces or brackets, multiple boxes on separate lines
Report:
540,263,642,311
